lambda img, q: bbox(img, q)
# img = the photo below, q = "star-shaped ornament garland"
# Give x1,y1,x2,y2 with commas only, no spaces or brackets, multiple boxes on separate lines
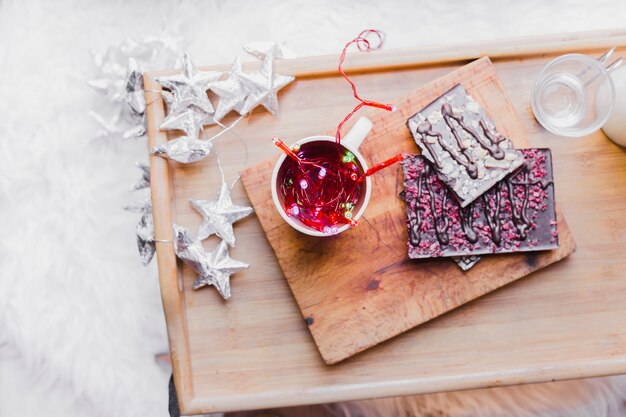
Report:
190,179,253,246
173,225,248,299
153,45,295,163
155,53,222,115
135,205,156,266
237,52,294,116
210,58,248,122
153,91,215,164
125,58,146,116
139,43,294,291
152,136,213,164
159,90,216,135
153,54,220,164
124,196,155,266
89,35,180,140
89,58,148,139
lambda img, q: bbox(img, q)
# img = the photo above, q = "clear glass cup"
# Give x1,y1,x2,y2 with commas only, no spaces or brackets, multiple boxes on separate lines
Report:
530,53,615,137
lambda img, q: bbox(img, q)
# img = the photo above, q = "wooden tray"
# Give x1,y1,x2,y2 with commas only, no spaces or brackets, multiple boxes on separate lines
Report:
241,56,575,365
145,29,626,414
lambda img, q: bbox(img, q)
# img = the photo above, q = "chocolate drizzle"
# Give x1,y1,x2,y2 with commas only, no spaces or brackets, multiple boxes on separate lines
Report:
416,103,513,182
459,205,478,244
417,109,479,179
408,167,425,246
505,164,554,241
505,172,529,240
415,121,445,170
481,183,502,245
409,164,450,246
478,120,506,159
424,170,450,245
441,103,505,160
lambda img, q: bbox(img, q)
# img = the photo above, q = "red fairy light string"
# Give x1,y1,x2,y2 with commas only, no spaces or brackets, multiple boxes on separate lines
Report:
272,29,402,234
277,140,362,233
335,29,396,144
272,137,300,163
358,153,406,183
273,137,335,175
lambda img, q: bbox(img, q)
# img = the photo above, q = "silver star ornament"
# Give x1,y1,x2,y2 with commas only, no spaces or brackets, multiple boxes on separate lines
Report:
237,52,294,115
210,58,248,122
89,35,180,140
159,90,216,135
89,57,148,139
125,59,146,116
152,135,213,164
173,224,248,299
124,197,155,266
135,205,156,266
155,53,222,114
190,180,253,245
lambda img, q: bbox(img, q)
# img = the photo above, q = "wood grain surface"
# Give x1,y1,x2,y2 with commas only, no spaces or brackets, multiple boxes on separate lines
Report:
241,56,576,365
145,29,626,414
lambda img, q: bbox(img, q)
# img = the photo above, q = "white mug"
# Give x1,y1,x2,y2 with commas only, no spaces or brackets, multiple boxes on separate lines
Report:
602,66,626,147
270,117,373,237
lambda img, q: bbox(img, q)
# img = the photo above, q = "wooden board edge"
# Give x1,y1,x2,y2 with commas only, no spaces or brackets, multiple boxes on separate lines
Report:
143,74,195,408
182,358,626,414
145,27,626,80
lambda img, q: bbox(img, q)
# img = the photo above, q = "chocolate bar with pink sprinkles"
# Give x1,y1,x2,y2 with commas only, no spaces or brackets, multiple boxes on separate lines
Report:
402,148,558,259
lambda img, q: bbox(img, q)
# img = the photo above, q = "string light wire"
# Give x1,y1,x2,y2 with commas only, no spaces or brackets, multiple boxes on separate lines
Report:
272,29,403,234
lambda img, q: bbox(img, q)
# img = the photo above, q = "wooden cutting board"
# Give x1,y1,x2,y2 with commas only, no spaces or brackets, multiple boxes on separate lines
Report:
240,56,576,365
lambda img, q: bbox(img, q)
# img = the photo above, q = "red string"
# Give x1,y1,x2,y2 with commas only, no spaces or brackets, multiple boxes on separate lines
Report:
273,137,336,174
358,153,406,183
271,30,403,234
335,29,396,144
272,137,300,163
275,140,364,233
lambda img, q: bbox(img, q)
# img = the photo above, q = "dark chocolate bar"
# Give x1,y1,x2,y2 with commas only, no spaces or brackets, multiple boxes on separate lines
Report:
403,148,558,259
400,189,482,271
453,255,481,271
407,84,525,207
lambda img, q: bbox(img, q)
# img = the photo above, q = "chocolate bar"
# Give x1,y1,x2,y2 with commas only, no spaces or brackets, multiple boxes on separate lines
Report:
453,255,481,271
407,84,525,207
403,149,558,259
399,190,482,271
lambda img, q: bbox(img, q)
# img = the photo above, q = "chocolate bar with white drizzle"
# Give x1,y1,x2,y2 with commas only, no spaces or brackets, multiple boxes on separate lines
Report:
407,84,526,207
402,149,558,260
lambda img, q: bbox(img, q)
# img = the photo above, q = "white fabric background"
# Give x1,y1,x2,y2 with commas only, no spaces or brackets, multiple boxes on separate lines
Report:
1,1,625,416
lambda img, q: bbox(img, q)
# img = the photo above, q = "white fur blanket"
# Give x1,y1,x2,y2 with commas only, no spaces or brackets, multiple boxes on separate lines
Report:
1,1,625,416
